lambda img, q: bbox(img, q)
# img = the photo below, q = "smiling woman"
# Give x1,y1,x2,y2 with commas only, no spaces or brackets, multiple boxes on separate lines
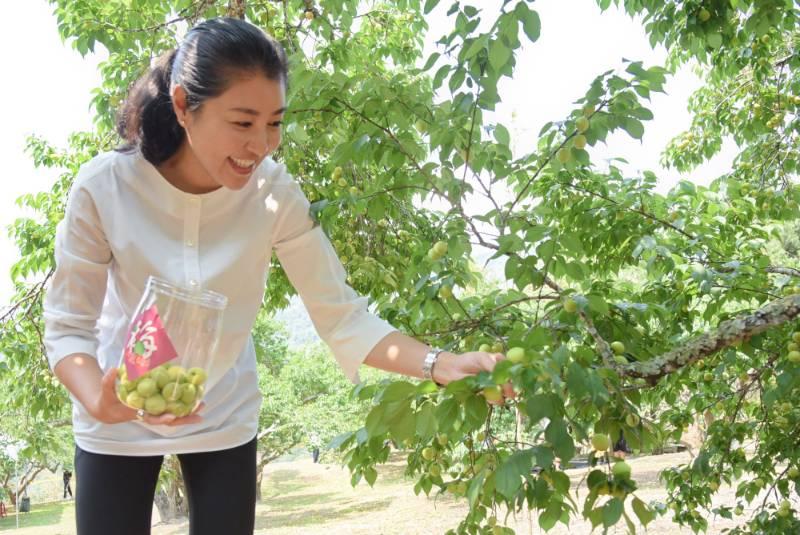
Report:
115,18,288,193
41,14,511,535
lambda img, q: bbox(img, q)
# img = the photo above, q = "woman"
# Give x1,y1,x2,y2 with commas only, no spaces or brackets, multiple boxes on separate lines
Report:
44,17,512,535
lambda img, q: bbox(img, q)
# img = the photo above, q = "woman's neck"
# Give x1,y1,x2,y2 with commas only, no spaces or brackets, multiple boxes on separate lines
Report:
156,144,220,194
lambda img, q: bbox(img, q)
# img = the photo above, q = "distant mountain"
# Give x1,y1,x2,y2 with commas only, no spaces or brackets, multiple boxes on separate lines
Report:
273,295,321,347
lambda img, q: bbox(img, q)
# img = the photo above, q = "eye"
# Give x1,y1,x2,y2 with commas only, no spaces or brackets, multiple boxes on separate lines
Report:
233,121,252,128
269,121,283,128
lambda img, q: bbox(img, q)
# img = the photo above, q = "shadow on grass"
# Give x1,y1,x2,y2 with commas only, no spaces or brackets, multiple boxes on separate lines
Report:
373,460,412,484
254,497,393,529
0,500,68,531
261,469,323,500
261,491,341,509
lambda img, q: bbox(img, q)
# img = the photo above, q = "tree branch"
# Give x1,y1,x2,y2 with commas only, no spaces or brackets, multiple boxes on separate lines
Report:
626,295,800,382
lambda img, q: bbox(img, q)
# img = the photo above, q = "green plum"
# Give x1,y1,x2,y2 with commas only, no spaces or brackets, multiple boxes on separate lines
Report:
187,367,208,386
166,400,190,418
136,378,158,397
181,383,198,405
167,366,187,383
126,391,146,410
162,382,184,402
145,394,167,415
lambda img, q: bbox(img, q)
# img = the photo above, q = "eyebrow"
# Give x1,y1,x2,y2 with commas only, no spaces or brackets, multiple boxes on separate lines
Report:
229,106,287,116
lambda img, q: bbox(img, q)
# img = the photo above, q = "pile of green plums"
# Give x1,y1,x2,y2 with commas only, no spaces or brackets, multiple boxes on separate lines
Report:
117,363,207,417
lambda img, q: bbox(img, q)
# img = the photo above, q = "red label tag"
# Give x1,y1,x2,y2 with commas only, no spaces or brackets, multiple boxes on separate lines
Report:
123,304,178,380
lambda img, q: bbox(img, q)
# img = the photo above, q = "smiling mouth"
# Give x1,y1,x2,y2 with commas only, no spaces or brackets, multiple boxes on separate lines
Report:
229,157,255,174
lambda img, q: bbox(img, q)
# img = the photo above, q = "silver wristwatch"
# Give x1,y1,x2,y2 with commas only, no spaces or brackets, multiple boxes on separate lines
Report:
422,347,443,383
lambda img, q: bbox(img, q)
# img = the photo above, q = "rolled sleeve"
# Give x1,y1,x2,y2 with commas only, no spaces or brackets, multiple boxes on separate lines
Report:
43,179,111,371
272,178,397,382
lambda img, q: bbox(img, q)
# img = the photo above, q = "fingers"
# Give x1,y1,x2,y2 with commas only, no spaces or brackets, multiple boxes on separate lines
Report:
475,352,502,373
479,352,516,403
142,402,205,427
144,413,177,425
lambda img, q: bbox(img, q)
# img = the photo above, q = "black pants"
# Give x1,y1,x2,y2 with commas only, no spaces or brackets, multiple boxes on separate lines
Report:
64,481,73,498
74,436,257,535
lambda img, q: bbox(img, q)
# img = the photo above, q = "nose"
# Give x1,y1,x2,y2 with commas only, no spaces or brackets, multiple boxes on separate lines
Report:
246,127,270,156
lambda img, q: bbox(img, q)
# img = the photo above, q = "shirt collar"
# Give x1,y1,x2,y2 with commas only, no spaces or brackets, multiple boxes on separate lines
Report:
131,149,250,217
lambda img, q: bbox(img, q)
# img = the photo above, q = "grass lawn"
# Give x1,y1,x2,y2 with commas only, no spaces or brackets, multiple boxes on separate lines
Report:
1,451,787,534
0,499,74,534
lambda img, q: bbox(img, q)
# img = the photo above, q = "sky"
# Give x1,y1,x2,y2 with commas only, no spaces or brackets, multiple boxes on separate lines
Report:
0,1,738,307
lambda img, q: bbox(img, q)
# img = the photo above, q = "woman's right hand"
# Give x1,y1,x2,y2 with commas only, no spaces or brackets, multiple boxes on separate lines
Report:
93,367,204,426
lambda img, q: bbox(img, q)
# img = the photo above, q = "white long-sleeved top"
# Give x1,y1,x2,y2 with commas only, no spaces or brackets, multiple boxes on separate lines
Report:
42,149,397,456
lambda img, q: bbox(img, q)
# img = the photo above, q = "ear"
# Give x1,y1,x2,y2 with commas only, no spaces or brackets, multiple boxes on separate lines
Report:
171,85,189,127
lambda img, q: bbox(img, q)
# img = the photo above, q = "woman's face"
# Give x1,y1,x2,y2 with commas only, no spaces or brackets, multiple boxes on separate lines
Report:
171,73,286,193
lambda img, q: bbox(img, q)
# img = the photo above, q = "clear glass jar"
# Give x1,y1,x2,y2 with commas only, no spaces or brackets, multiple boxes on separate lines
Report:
116,276,228,417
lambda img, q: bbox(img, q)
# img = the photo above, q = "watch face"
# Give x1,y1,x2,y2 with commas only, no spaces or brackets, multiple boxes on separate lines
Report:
423,349,441,379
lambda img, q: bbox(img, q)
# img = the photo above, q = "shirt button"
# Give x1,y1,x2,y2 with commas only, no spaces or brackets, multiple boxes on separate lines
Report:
189,279,198,287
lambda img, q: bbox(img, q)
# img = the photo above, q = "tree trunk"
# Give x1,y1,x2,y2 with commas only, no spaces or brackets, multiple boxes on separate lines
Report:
153,457,188,522
1,466,45,508
254,452,283,502
153,489,175,522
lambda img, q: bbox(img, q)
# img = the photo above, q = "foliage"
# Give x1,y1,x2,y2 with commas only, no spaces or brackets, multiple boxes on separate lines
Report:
2,0,800,533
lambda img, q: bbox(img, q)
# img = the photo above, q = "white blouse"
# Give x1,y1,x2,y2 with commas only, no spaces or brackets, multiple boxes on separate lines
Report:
43,149,397,456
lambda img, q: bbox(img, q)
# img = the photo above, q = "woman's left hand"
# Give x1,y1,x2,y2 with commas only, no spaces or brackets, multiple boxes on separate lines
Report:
432,351,517,404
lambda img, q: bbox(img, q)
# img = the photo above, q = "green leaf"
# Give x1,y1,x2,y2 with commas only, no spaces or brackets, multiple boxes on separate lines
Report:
421,52,441,72
488,39,511,72
416,380,439,395
415,401,437,440
531,445,555,470
389,405,416,442
587,295,609,316
463,35,488,60
622,118,644,140
435,398,461,432
525,393,561,424
566,362,589,398
365,405,389,436
380,380,416,402
559,232,584,255
328,431,355,451
545,418,575,462
632,497,656,526
587,469,607,489
494,124,510,146
464,394,489,428
539,499,561,531
514,3,541,43
707,32,723,49
423,0,440,14
602,498,624,527
495,449,534,498
466,471,486,509
364,466,378,486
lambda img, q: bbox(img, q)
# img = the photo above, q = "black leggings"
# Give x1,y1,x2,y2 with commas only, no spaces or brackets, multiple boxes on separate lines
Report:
74,436,257,535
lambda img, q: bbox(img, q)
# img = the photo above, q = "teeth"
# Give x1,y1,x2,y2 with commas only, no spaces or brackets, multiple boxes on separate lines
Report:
231,157,255,168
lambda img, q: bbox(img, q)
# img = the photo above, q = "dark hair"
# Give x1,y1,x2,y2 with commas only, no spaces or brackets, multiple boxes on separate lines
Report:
116,17,288,165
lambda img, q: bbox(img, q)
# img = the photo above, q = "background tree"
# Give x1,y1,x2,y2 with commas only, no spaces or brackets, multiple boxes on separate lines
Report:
0,424,72,507
1,0,799,533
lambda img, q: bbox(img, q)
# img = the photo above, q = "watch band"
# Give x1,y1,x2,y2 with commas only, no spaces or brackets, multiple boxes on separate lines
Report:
423,347,443,383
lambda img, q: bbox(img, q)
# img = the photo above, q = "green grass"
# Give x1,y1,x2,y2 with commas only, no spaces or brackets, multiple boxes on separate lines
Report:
0,500,72,532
